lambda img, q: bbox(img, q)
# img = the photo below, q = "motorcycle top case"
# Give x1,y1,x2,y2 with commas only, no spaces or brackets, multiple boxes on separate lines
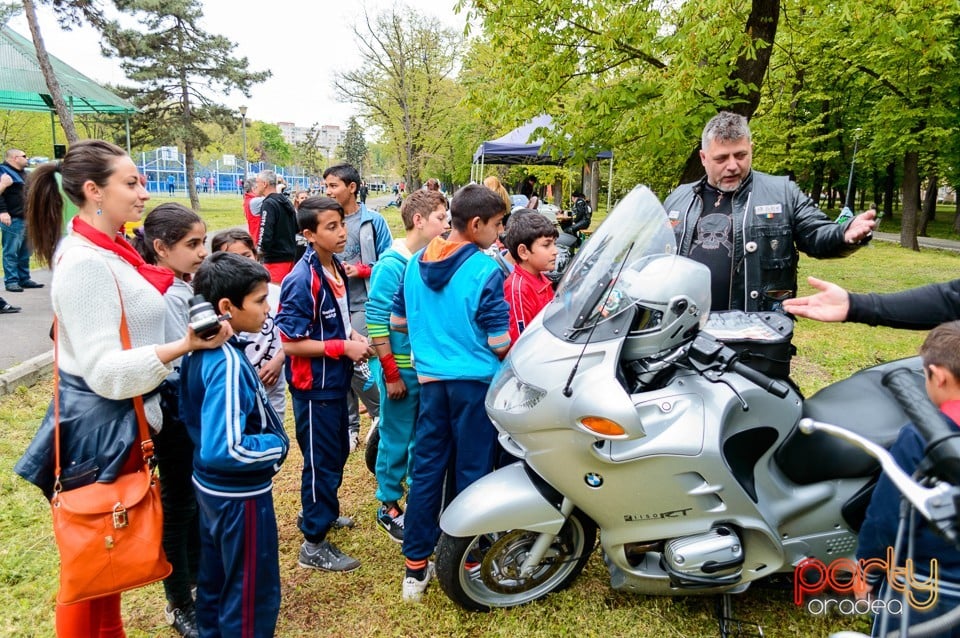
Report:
702,311,795,379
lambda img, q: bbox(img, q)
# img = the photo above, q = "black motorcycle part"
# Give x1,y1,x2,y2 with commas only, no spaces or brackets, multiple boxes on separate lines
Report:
775,357,924,485
722,427,779,503
365,425,379,475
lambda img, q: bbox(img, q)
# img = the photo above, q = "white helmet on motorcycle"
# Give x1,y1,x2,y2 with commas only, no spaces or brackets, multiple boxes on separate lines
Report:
618,255,712,359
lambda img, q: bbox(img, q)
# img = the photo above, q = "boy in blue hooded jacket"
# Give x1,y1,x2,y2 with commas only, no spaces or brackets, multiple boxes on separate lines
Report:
390,183,510,602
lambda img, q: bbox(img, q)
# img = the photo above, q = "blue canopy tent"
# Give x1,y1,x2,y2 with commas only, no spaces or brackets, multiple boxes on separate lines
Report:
471,114,614,210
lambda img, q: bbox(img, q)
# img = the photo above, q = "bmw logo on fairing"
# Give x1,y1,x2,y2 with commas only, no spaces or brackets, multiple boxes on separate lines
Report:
584,473,603,488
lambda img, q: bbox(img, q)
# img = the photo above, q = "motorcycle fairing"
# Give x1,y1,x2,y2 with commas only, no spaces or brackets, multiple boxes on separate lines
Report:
439,462,569,537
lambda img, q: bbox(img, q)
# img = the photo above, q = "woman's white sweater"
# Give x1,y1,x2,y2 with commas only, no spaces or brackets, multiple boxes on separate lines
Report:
52,233,172,429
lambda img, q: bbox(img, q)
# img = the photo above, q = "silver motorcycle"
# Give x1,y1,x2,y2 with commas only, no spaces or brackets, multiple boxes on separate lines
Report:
435,185,922,612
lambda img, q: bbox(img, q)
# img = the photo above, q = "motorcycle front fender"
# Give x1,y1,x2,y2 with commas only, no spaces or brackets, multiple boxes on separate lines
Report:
439,462,568,537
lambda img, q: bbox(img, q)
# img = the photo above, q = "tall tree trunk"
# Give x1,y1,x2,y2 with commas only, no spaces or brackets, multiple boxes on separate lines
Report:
900,151,921,251
811,164,825,206
884,162,896,221
952,192,960,234
919,172,938,236
872,167,881,211
22,0,79,144
826,169,837,210
677,0,780,184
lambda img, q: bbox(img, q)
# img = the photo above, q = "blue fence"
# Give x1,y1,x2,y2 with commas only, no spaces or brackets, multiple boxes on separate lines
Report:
136,148,316,195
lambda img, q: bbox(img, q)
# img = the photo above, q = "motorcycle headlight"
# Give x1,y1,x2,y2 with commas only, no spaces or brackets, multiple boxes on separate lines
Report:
486,363,546,414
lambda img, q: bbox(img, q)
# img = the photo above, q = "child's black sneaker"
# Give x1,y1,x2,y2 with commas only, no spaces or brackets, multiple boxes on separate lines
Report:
377,502,405,543
165,602,199,638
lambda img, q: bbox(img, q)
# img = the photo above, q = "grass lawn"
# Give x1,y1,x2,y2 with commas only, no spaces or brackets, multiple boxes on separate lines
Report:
1,200,957,637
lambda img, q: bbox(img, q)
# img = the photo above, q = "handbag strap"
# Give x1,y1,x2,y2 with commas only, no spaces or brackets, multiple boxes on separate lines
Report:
53,277,155,493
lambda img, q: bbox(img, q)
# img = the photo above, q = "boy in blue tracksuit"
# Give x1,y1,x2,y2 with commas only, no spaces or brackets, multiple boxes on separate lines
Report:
179,252,290,638
366,189,450,543
276,196,374,573
390,183,511,602
324,163,392,451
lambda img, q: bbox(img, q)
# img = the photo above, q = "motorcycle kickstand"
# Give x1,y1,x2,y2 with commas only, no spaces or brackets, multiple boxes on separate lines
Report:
716,593,764,638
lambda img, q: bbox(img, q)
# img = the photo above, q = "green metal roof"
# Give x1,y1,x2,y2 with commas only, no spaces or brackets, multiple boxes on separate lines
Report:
0,25,135,114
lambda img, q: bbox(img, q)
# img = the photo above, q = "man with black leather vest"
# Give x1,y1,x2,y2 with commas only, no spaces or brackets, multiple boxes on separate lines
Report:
663,112,876,312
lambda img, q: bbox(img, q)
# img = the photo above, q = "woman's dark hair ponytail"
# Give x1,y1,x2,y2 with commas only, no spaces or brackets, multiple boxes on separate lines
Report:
25,140,127,265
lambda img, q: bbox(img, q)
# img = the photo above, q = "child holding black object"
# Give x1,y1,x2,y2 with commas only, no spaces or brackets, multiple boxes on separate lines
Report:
857,320,960,637
391,183,510,602
276,196,374,573
502,210,558,344
131,203,208,638
179,252,289,638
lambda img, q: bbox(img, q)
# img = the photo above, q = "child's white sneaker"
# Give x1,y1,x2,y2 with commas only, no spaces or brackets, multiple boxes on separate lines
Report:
402,561,435,603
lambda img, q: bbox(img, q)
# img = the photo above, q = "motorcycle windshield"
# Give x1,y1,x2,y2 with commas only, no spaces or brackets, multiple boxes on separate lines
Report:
551,185,676,331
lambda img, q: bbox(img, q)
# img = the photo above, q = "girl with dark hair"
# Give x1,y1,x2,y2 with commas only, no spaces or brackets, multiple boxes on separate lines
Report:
211,227,287,419
18,140,230,637
132,202,208,637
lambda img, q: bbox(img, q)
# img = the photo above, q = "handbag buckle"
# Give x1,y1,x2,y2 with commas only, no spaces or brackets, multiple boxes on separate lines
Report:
112,503,128,529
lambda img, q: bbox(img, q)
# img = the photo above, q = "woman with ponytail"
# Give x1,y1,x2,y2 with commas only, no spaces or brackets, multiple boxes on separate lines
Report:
16,140,230,637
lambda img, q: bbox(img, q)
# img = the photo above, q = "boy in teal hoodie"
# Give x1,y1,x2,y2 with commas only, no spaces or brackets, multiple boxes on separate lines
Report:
366,189,450,543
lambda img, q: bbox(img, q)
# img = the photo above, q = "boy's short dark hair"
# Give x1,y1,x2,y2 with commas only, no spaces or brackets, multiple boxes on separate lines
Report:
920,320,960,380
211,228,256,255
193,252,270,309
449,183,506,232
572,190,585,198
322,163,361,190
503,210,559,261
400,190,448,230
297,196,344,232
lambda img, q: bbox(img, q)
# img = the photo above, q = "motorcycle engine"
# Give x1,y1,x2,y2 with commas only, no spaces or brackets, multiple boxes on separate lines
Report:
662,525,744,586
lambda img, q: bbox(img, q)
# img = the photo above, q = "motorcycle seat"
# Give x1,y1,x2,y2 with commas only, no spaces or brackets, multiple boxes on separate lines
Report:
774,356,924,485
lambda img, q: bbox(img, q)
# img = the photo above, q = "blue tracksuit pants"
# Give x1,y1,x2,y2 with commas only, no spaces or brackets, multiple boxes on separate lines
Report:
194,489,280,638
401,379,498,561
374,366,420,504
293,396,349,543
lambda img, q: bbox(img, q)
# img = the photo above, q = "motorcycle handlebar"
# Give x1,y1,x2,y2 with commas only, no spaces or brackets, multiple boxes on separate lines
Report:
882,367,960,486
730,360,790,398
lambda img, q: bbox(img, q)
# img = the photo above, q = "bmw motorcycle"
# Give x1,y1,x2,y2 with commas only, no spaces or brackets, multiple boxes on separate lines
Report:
434,185,923,612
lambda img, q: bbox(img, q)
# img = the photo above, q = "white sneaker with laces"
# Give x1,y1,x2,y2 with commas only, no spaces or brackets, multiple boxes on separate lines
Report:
349,429,360,453
402,561,435,603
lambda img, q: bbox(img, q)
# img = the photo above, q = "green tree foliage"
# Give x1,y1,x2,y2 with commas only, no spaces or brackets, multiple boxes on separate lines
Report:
254,122,291,166
293,124,326,179
340,116,367,173
754,0,960,247
459,0,779,195
100,0,268,210
334,6,464,190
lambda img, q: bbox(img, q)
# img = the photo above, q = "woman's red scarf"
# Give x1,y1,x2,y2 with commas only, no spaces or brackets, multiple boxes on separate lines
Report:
71,217,174,294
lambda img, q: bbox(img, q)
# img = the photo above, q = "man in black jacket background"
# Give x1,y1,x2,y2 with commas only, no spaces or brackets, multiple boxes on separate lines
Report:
256,169,299,283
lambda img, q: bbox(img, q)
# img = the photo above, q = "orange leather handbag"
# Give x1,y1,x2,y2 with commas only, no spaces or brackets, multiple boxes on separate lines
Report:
50,298,171,605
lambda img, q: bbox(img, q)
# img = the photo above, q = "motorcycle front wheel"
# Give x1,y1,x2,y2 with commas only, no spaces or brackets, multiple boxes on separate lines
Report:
435,510,596,612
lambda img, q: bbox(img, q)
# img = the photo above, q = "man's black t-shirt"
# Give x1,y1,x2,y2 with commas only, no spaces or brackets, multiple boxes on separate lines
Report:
688,184,734,311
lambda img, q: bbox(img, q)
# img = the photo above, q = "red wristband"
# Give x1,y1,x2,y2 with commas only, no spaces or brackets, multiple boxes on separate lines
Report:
355,263,373,278
325,339,345,359
380,353,401,383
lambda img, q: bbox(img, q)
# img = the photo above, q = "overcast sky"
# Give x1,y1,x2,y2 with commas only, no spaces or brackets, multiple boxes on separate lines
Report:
7,0,466,129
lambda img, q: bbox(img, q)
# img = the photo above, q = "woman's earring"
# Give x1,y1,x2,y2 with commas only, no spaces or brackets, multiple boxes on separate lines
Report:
96,208,102,216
